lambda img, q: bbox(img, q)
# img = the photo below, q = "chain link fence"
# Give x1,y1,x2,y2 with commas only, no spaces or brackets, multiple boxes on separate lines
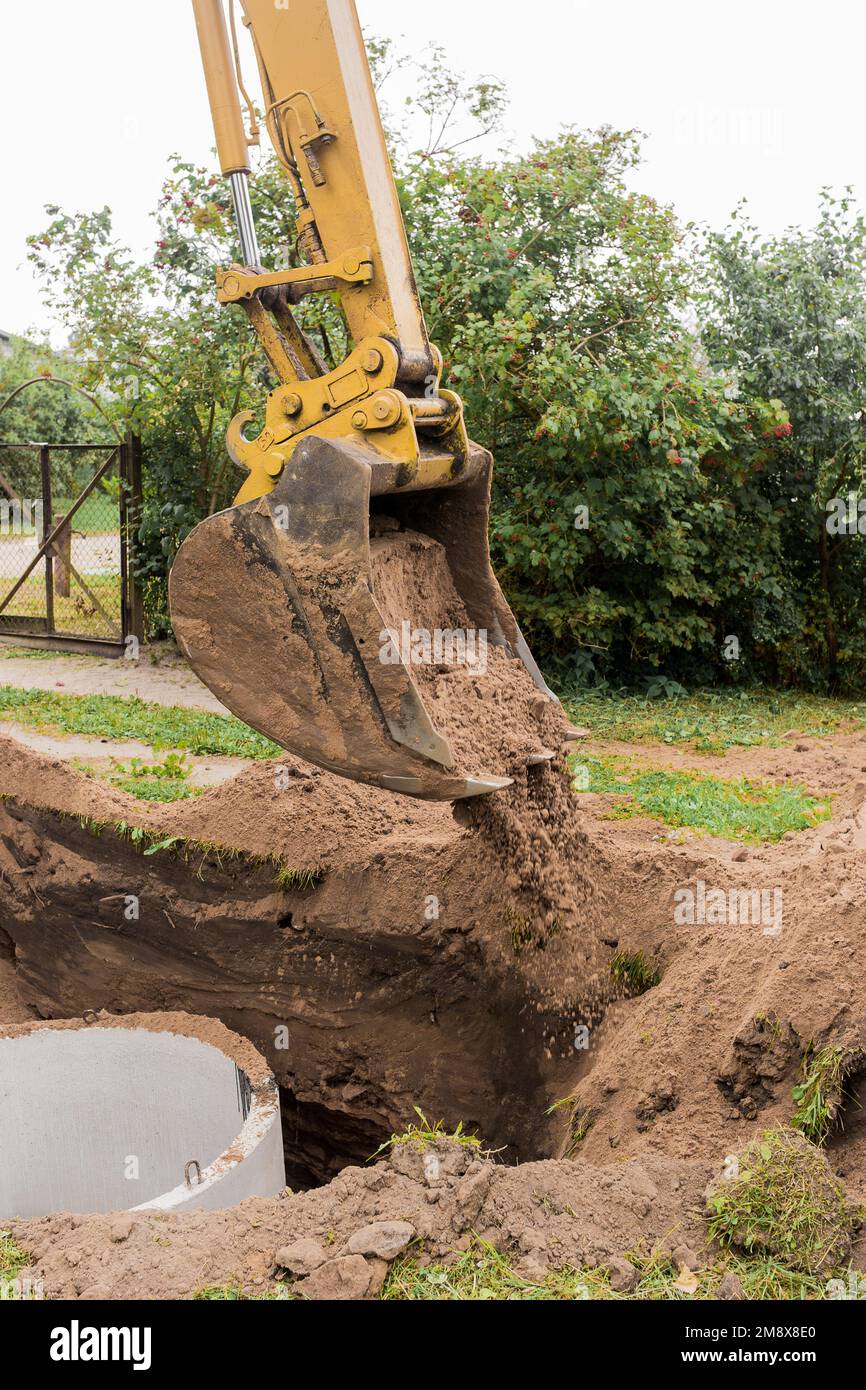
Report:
0,438,142,655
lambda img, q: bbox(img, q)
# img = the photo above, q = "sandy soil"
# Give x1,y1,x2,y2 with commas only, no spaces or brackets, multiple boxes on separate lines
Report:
0,955,37,1025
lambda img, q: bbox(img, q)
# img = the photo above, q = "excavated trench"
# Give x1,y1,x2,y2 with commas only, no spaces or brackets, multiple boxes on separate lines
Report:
0,756,605,1185
6,706,866,1291
0,529,622,1190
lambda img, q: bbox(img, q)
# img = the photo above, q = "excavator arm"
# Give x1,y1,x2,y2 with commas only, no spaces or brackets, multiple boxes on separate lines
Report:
190,0,466,504
170,0,563,800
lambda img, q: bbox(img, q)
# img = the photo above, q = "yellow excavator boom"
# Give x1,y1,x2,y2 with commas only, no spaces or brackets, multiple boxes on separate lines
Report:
171,0,565,800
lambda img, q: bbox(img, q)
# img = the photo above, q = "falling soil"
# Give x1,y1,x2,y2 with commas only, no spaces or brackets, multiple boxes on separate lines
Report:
370,529,611,1020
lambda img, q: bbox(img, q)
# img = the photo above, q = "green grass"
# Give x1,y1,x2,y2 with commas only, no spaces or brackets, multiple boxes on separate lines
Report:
792,1044,863,1146
382,1238,849,1301
0,493,116,538
194,1283,295,1301
0,645,77,660
370,1108,482,1162
0,573,122,640
0,1231,30,1285
106,751,198,803
611,948,661,995
177,1240,866,1302
274,864,326,892
563,687,866,752
572,754,831,842
53,494,120,536
706,1126,857,1274
0,685,280,759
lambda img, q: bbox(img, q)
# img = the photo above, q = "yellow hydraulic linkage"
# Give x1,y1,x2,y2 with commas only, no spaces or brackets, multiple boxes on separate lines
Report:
171,0,565,799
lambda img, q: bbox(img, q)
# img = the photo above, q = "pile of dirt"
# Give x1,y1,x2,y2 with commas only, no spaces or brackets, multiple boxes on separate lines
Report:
8,1138,709,1300
0,732,446,871
370,529,567,776
549,743,866,1202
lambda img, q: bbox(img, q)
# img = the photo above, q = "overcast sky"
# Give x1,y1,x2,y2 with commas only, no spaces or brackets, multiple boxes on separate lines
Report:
3,0,863,339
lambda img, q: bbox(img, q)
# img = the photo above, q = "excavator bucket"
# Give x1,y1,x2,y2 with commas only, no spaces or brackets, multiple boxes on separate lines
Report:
169,436,564,800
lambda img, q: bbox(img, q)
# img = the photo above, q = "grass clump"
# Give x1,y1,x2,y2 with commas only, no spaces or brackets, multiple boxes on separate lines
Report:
792,1044,863,1146
706,1126,857,1274
383,1238,846,1301
562,687,866,752
106,751,197,803
384,1240,591,1300
274,864,326,893
505,907,558,954
0,685,279,759
610,948,661,996
572,755,830,842
0,1231,30,1284
370,1107,481,1161
194,1283,294,1301
566,1105,596,1156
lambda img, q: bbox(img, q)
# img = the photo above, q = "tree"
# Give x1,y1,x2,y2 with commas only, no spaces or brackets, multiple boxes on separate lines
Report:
0,335,109,498
399,126,790,685
701,195,866,690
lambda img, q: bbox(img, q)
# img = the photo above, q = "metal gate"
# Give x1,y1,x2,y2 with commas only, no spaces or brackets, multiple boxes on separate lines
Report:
0,435,143,657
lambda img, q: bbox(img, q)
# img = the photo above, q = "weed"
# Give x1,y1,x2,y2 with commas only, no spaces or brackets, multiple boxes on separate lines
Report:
0,1230,30,1284
792,1044,863,1146
611,949,661,995
108,751,197,803
706,1126,857,1274
369,1107,481,1161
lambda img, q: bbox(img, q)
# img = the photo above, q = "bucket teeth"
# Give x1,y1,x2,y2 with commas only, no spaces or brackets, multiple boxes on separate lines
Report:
380,774,513,800
526,750,555,767
564,727,590,742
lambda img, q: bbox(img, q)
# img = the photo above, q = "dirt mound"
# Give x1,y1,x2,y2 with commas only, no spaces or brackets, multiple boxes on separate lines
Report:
558,763,866,1193
0,732,448,871
9,1138,709,1300
371,529,567,776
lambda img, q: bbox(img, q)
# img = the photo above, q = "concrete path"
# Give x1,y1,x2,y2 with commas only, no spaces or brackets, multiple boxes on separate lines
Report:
0,645,229,714
0,644,247,790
